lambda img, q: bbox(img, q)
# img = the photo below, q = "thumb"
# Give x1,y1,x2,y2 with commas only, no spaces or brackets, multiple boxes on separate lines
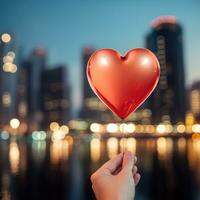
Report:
122,151,134,173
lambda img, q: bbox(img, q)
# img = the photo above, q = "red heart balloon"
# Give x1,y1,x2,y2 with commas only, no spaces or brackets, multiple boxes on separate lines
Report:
87,48,160,120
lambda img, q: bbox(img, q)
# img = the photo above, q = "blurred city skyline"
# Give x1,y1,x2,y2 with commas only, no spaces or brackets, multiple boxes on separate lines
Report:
1,0,200,111
1,2,200,200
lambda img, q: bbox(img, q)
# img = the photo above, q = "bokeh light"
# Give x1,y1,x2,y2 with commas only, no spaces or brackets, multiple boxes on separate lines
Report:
10,118,20,129
1,33,11,43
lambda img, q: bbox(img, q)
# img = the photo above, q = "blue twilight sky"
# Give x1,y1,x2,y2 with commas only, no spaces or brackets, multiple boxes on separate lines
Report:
0,0,200,111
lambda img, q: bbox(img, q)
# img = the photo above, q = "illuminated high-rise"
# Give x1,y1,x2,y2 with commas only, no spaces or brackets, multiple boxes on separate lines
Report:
189,81,200,122
22,48,47,128
146,16,186,124
41,65,71,128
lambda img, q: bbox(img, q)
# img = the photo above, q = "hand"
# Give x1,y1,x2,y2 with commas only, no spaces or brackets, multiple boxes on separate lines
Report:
91,151,141,200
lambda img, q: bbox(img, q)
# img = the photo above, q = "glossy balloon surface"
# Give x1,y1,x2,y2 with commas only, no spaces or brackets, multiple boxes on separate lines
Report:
87,48,160,119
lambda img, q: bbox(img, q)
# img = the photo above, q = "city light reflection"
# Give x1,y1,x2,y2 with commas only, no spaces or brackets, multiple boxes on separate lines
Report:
126,138,136,154
52,130,65,140
119,138,127,152
157,137,173,160
1,174,10,200
9,142,20,174
107,137,118,158
32,141,46,163
177,137,186,154
0,137,199,199
146,139,156,152
32,131,46,140
90,138,101,162
50,140,69,165
188,137,200,182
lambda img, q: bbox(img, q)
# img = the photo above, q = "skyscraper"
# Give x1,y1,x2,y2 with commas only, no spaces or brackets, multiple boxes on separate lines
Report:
189,81,200,122
41,65,71,128
23,48,47,128
146,16,186,124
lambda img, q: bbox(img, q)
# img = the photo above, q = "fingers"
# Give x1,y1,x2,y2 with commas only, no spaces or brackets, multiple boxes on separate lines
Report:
91,151,140,181
112,165,122,175
132,166,138,174
134,156,137,164
122,151,134,172
98,153,123,175
113,155,137,175
132,166,141,186
132,158,141,185
134,173,141,186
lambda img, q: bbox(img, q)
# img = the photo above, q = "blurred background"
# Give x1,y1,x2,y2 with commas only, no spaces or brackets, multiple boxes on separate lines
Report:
0,0,200,199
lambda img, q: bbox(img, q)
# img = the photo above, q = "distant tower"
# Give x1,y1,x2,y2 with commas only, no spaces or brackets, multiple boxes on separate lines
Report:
189,81,200,122
23,48,47,128
146,16,186,124
41,65,71,128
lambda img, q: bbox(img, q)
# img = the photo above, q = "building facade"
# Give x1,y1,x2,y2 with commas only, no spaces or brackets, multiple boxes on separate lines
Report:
146,16,186,124
189,81,200,122
41,66,71,128
23,48,47,129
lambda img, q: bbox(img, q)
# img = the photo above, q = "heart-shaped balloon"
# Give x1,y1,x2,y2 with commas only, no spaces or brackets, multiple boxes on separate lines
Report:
87,48,160,120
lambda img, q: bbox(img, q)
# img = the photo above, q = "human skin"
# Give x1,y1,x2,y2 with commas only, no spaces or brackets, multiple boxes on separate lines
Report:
91,151,141,200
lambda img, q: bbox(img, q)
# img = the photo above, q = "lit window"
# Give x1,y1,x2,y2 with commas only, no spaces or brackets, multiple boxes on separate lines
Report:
2,92,11,107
